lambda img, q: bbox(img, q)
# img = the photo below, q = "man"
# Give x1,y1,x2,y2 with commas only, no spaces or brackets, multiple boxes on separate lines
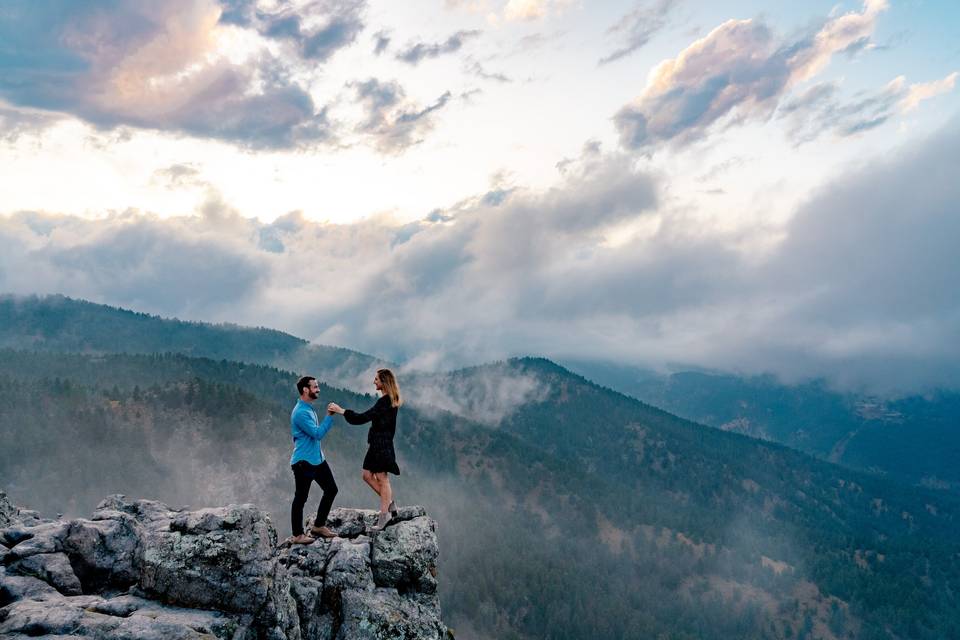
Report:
290,376,338,544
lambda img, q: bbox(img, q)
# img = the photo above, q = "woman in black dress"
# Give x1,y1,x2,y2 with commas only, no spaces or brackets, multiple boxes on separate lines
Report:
328,368,402,531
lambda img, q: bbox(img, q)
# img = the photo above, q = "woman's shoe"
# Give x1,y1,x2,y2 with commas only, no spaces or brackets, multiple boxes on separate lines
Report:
388,500,398,518
370,510,391,532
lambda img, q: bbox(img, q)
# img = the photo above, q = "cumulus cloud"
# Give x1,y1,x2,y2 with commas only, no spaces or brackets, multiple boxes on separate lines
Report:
350,78,453,153
615,0,889,149
2,121,959,394
395,30,481,65
0,0,352,148
599,0,678,65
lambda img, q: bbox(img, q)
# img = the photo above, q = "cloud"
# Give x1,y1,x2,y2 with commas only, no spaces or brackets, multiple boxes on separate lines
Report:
779,71,958,143
752,122,960,391
503,0,549,20
899,72,958,112
0,205,267,317
351,78,454,153
0,0,350,148
503,0,569,21
599,0,678,65
151,164,206,189
615,0,888,149
0,102,60,143
395,30,481,65
249,0,368,62
405,365,548,425
445,0,569,22
372,30,392,55
465,59,512,83
2,121,959,394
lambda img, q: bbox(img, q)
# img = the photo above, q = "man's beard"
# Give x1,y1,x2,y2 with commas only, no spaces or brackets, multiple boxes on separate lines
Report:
309,391,319,400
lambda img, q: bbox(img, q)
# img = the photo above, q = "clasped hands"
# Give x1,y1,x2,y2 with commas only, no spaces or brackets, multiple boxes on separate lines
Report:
327,402,345,416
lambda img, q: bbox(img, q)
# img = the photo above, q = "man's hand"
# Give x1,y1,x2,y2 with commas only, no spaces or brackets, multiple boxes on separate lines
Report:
327,402,344,415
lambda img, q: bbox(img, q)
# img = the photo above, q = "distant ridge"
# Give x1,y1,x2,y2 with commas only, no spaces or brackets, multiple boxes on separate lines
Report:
564,357,960,492
0,293,382,382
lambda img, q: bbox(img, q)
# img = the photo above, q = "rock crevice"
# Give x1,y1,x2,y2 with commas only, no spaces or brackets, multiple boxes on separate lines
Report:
0,489,446,639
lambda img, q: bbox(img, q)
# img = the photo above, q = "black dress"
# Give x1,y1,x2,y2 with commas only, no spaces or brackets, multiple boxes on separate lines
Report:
345,395,400,475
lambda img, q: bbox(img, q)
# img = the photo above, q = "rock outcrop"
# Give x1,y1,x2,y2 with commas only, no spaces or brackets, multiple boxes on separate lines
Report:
0,490,446,639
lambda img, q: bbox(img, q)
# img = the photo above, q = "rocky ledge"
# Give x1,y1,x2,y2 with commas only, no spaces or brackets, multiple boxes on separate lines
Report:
0,489,446,639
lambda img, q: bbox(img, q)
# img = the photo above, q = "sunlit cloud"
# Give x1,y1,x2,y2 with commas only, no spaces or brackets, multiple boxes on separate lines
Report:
614,0,889,149
779,71,958,143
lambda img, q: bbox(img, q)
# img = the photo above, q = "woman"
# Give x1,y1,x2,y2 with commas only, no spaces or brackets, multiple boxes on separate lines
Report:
328,368,402,531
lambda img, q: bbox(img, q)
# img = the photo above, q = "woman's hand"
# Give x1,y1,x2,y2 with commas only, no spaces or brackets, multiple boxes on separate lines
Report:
327,402,345,415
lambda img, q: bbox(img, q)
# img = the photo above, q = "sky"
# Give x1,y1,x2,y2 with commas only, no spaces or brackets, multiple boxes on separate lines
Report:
0,0,958,393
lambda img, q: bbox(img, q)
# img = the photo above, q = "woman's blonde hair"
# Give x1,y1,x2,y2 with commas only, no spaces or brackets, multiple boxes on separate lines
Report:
378,368,403,408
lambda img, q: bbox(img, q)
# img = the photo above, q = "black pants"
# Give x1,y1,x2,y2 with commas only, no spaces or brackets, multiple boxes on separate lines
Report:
291,460,338,536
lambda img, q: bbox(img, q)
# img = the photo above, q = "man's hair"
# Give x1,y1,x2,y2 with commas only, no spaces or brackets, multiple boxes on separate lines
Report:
297,376,316,395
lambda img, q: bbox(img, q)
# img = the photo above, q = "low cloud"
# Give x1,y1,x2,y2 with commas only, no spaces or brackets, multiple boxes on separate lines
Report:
2,121,959,394
615,0,889,149
0,206,267,318
405,366,548,426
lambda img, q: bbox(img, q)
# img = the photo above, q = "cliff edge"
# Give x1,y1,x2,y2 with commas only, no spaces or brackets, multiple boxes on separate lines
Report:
0,489,447,639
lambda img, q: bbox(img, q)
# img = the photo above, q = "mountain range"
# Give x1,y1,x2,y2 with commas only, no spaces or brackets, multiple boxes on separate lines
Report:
563,359,960,491
1,294,958,639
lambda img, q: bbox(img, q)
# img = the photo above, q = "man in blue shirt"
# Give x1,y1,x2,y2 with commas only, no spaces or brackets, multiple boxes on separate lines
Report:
290,376,338,544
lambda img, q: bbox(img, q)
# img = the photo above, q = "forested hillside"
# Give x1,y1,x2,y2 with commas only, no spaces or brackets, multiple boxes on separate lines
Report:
565,360,960,491
2,349,959,639
0,294,382,387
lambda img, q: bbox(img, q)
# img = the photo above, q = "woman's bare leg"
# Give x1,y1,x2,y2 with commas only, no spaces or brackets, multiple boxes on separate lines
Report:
362,469,382,496
376,473,392,514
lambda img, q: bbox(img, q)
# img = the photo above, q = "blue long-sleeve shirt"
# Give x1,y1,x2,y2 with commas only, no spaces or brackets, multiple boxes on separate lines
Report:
290,399,334,465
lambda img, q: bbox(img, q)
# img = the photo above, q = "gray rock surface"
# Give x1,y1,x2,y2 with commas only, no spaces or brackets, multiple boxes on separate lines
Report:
371,516,439,594
0,490,446,640
0,490,19,528
7,552,82,596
